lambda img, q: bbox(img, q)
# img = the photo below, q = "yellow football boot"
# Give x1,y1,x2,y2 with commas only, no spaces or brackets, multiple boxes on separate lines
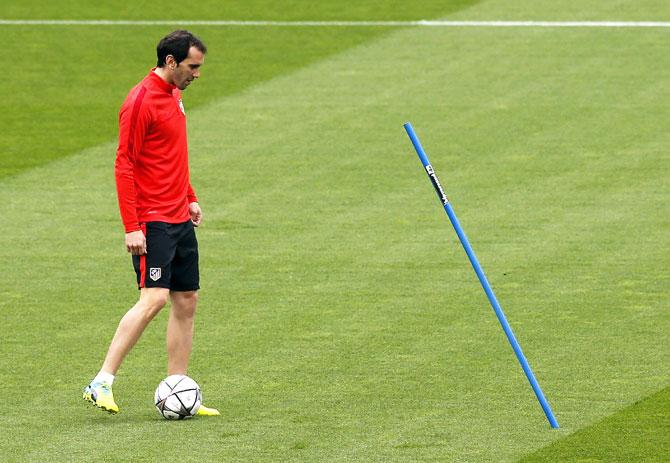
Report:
196,404,220,416
83,382,119,414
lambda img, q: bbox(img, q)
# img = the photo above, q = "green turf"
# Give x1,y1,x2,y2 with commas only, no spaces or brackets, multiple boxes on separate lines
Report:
521,385,670,462
1,0,669,462
0,1,479,178
2,1,475,20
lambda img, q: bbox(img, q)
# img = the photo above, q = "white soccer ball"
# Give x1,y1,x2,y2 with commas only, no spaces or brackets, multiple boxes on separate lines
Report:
154,374,202,420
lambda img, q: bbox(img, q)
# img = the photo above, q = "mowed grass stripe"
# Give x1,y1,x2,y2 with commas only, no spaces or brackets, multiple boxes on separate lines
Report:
520,385,670,462
4,20,670,26
2,14,668,461
0,32,664,463
185,26,668,459
0,1,479,179
1,0,478,21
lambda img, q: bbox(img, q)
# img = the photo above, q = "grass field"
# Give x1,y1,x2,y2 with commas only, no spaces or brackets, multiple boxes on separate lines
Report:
1,1,669,462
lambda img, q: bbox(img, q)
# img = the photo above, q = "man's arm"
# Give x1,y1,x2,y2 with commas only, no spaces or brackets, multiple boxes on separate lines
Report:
115,88,150,253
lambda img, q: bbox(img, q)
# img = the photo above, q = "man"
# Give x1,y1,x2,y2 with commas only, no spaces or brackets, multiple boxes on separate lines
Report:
83,30,218,416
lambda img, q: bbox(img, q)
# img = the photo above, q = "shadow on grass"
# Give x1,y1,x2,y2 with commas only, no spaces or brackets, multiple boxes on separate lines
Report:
519,385,670,462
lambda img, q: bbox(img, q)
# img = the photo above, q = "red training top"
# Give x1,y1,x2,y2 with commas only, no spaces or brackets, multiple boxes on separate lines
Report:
115,69,197,233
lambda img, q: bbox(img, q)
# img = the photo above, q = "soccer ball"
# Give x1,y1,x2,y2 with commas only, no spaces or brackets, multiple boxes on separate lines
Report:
154,375,202,420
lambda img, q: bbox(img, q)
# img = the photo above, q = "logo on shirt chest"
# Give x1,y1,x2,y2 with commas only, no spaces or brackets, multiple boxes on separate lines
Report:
178,99,185,115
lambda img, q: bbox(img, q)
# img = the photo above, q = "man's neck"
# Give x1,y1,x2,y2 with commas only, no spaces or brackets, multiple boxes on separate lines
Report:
153,67,173,86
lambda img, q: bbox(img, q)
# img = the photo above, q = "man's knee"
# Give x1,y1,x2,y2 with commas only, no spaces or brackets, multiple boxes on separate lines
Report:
137,288,170,321
171,291,198,319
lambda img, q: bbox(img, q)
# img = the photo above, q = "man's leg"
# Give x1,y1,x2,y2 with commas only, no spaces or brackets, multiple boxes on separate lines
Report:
167,290,197,375
102,287,171,374
84,287,170,413
164,221,218,416
167,289,219,416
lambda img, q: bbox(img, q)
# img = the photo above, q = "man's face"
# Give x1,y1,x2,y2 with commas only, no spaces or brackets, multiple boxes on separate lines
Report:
170,46,205,90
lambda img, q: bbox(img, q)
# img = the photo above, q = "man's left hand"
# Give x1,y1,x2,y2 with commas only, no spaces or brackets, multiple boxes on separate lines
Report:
189,202,203,226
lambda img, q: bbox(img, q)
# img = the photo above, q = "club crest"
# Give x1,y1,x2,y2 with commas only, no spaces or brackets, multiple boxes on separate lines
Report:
149,268,162,281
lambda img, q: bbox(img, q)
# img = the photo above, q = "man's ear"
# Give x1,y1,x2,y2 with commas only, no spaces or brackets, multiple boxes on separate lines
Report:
165,54,177,70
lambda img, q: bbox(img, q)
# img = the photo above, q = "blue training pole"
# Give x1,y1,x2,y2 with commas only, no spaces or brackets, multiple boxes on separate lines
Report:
403,122,559,429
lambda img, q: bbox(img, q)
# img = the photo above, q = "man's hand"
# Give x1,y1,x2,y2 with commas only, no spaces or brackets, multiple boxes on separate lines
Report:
189,201,203,226
125,230,146,255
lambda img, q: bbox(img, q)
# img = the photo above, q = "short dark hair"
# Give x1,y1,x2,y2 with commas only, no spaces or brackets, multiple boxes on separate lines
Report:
156,30,207,67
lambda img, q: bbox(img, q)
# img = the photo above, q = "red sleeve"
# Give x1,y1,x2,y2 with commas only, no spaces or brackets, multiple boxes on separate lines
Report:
176,87,198,205
115,87,149,233
187,183,198,204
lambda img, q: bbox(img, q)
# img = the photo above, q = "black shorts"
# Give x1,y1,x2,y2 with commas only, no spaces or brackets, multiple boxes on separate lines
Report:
132,220,200,291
